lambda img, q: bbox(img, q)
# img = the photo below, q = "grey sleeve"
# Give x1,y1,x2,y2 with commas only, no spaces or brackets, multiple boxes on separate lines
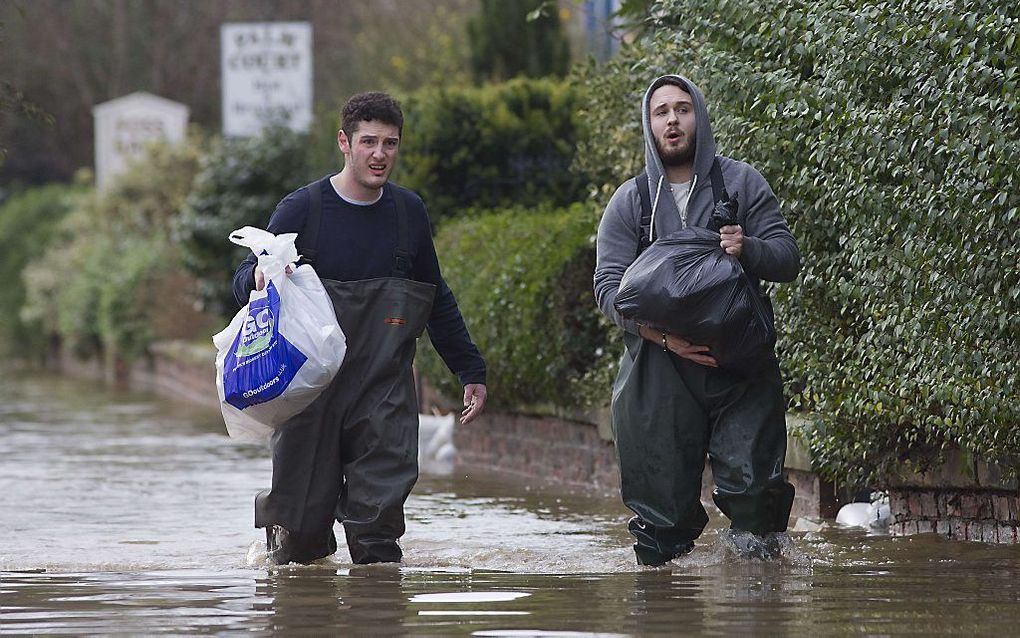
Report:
736,168,802,283
594,182,642,335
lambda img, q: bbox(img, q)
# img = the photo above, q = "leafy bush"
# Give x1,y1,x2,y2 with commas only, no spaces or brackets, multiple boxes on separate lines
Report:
416,203,614,411
0,180,82,357
304,103,344,180
577,0,1020,483
467,0,571,82
21,208,105,360
22,139,203,369
399,78,588,224
176,123,313,318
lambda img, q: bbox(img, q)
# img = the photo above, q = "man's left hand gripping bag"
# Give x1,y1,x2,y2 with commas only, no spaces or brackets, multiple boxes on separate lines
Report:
212,226,346,442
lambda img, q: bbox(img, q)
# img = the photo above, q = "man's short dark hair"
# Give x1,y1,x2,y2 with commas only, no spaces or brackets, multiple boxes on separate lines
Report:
341,92,403,138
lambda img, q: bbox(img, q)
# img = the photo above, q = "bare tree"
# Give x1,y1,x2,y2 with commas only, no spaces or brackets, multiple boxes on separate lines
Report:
0,0,476,187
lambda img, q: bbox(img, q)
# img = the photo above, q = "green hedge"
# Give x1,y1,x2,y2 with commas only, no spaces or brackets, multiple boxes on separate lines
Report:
467,0,571,82
398,78,588,224
577,0,1020,483
0,181,82,358
416,203,615,411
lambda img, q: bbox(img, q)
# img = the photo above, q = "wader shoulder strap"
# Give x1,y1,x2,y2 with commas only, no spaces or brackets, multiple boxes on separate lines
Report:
634,157,727,255
635,172,652,254
387,183,413,279
709,156,726,204
298,179,324,265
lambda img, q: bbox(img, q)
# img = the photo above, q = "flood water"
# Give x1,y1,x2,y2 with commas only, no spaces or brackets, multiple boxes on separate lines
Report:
3,370,1020,636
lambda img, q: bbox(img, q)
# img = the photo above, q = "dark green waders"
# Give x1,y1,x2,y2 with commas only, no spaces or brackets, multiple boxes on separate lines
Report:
611,332,795,565
255,276,435,564
253,182,437,565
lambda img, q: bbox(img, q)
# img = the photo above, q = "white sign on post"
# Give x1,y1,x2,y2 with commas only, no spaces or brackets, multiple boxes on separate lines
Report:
221,22,313,137
92,92,189,191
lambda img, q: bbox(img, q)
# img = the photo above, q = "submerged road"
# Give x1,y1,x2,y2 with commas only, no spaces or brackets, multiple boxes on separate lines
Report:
3,369,1020,636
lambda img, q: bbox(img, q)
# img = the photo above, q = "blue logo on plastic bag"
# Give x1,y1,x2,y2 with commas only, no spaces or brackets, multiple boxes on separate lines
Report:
223,281,307,409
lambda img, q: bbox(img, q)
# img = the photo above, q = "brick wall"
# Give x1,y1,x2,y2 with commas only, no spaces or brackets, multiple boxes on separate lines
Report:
455,411,838,520
57,340,220,410
131,348,219,410
454,412,621,493
888,488,1020,543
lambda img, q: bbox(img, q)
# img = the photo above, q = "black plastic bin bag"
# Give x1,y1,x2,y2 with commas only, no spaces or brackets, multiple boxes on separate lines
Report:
614,227,775,370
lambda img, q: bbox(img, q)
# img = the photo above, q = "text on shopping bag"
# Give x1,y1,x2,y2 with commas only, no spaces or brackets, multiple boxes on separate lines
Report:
222,281,308,409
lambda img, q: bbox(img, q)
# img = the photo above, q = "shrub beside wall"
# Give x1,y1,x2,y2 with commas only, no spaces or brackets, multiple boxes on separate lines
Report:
176,124,313,319
0,180,82,358
577,0,1019,483
416,202,614,411
21,141,205,377
399,78,588,224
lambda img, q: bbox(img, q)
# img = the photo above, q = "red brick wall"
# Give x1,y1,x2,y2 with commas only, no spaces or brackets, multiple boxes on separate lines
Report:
131,349,219,410
454,412,621,493
888,488,1020,543
455,411,838,520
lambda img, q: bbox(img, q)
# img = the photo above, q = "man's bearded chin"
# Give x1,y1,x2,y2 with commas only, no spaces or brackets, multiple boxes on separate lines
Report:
658,137,696,166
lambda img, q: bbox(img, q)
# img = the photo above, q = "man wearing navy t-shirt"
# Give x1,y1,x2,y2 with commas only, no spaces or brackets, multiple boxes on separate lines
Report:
233,92,487,565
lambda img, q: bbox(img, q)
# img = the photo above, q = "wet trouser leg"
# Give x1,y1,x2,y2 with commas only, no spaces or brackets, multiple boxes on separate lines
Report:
255,388,342,563
612,333,710,562
705,356,794,535
255,278,434,565
337,368,420,564
611,333,794,562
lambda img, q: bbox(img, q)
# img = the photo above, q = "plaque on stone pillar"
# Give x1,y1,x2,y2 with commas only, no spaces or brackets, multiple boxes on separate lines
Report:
92,92,189,191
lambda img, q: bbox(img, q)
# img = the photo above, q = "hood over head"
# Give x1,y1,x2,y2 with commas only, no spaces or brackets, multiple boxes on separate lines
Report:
641,74,717,235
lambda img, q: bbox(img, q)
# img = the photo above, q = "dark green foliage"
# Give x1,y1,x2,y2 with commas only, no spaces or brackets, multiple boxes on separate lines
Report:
467,0,571,82
176,124,313,318
579,0,1020,483
304,103,344,180
399,78,588,224
416,203,613,410
0,182,81,357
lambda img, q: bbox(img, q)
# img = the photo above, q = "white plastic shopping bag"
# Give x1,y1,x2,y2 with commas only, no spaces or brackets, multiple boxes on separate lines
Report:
213,226,346,442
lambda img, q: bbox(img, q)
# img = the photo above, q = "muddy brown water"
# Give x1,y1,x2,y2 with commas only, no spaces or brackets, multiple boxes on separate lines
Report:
3,370,1019,636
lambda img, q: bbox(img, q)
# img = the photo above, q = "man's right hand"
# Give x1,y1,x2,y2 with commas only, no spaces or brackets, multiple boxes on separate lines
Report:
254,265,293,291
638,324,718,367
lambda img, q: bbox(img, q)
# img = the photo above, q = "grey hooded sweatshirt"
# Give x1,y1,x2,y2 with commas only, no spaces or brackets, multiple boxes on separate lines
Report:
594,74,801,336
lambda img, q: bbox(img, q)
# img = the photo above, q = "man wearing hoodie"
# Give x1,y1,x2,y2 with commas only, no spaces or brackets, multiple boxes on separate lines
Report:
594,74,801,565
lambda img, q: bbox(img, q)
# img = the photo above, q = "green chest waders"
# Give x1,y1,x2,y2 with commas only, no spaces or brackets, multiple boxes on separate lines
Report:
254,183,435,564
611,331,795,564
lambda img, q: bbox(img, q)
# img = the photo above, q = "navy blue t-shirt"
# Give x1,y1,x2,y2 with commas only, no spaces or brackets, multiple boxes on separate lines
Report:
232,176,486,386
